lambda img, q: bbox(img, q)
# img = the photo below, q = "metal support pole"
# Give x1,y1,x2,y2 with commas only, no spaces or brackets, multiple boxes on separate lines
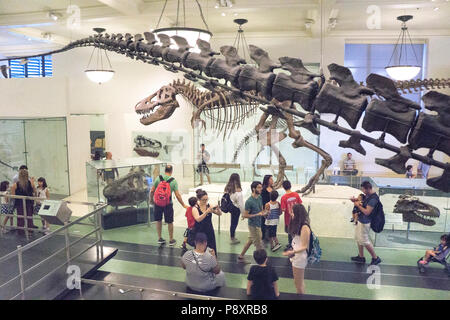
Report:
406,221,411,240
147,202,151,228
93,207,99,259
218,214,221,235
17,245,25,300
97,209,104,259
22,199,29,241
64,221,71,264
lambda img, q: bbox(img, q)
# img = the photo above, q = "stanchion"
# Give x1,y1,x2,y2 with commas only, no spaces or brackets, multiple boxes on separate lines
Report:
17,245,25,300
97,209,104,259
64,221,71,264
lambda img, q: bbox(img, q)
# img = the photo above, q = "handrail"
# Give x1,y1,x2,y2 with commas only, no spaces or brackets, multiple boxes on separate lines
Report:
0,204,107,264
80,278,233,301
0,193,102,206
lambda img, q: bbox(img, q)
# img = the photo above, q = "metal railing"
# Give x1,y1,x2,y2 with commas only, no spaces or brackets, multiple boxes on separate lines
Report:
0,196,106,300
0,193,100,240
79,278,232,300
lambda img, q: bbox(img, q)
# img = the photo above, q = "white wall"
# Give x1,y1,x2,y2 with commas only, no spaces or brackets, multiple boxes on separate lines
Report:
67,115,91,194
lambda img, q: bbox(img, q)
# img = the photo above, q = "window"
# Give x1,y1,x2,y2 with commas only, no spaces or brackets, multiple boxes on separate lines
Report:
344,43,426,104
8,55,53,78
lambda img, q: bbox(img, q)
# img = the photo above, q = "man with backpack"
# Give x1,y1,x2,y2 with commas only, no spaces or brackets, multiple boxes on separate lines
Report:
350,181,382,266
150,165,188,246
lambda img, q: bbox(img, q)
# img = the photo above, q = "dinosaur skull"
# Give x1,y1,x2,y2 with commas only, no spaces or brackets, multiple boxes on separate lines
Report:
135,85,179,125
393,194,440,226
103,170,150,206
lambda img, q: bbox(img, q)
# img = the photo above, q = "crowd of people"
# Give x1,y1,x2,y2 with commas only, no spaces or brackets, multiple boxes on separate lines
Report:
0,165,50,235
149,163,390,298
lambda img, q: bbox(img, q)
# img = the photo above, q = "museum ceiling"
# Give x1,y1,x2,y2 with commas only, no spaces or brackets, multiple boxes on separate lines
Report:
0,0,449,57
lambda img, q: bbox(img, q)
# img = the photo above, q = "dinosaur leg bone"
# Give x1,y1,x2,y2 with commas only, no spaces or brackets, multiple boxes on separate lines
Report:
282,101,332,196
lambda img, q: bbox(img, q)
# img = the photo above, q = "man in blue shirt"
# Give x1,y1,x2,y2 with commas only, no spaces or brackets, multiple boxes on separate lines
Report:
350,181,381,266
417,161,431,179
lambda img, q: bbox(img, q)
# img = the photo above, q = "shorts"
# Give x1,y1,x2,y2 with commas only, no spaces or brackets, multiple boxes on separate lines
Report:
266,225,277,238
290,250,307,269
154,203,174,223
196,164,209,174
248,225,263,250
1,204,13,215
355,221,372,246
183,227,193,238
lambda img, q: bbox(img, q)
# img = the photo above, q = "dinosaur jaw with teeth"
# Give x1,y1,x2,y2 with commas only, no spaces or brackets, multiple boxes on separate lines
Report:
135,94,179,126
393,195,440,226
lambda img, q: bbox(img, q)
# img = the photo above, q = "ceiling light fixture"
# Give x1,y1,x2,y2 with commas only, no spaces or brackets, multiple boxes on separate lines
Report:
232,18,252,63
47,11,62,21
153,0,212,53
385,15,421,81
85,28,115,84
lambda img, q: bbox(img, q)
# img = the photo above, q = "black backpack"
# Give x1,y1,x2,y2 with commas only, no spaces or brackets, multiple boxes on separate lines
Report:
220,193,233,213
367,193,385,233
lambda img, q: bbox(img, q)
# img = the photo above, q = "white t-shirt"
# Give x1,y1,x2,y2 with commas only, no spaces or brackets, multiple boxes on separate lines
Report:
0,191,9,205
36,187,48,205
230,191,244,214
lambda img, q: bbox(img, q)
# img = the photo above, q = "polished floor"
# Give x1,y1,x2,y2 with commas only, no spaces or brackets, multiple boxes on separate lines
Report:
59,223,450,300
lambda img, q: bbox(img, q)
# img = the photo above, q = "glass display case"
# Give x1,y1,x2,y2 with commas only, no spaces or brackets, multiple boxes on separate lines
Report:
86,157,167,229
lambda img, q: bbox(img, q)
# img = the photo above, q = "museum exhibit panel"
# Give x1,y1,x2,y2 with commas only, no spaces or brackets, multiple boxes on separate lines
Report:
0,0,449,301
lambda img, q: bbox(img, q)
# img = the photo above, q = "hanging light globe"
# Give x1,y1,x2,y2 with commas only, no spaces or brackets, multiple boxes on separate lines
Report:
385,65,421,81
85,69,115,84
152,0,212,53
85,28,115,84
385,15,421,81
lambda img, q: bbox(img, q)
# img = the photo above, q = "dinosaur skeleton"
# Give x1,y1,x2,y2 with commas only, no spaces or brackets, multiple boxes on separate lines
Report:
393,194,440,226
3,31,450,194
103,169,150,207
133,135,165,158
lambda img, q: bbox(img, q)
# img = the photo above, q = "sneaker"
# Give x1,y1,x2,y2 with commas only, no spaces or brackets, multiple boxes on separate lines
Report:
157,238,166,245
272,243,282,252
230,238,240,245
168,239,176,247
351,255,366,263
370,256,381,266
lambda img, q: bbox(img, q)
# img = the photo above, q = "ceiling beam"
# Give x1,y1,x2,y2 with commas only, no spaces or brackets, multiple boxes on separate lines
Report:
96,0,144,16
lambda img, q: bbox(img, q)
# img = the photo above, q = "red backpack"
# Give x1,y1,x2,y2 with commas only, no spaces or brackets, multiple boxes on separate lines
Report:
153,175,174,207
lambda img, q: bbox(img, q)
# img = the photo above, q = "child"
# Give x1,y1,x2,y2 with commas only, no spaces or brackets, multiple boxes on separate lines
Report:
351,193,365,224
418,234,449,265
405,165,414,179
264,190,282,252
182,197,198,250
35,177,50,232
247,249,280,300
280,180,302,251
0,181,14,231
